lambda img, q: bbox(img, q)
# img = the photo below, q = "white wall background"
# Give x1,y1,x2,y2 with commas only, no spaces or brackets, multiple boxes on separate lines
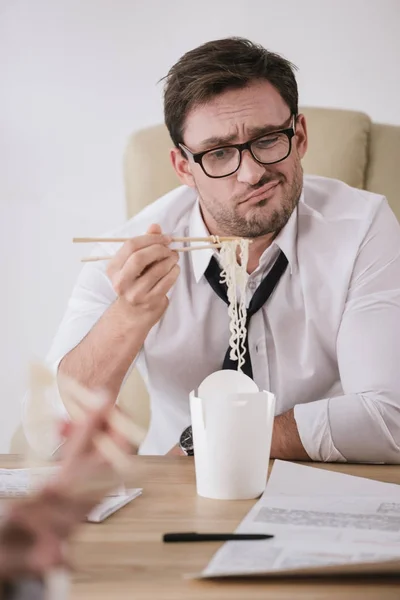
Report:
1,0,399,451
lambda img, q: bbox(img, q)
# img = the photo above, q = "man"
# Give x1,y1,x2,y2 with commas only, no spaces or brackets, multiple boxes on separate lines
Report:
24,37,400,463
1,396,130,596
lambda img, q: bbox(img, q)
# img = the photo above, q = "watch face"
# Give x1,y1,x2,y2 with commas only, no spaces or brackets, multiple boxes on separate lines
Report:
180,425,194,455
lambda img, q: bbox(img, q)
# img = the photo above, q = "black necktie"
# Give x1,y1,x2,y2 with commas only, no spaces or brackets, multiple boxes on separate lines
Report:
204,250,288,379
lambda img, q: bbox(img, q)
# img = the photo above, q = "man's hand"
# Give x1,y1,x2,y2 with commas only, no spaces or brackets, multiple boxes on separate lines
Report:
166,444,185,456
107,224,180,328
270,408,310,460
58,224,177,399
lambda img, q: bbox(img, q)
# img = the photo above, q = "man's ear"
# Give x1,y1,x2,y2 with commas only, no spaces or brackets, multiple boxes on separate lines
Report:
294,113,308,159
170,147,196,187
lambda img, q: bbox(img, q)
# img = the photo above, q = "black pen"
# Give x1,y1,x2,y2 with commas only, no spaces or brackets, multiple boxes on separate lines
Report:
163,532,274,543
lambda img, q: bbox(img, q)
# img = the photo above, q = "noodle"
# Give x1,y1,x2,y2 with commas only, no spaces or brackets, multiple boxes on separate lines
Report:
218,239,250,371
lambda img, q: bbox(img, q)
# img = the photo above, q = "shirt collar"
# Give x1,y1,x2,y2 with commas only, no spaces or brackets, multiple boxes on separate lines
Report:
188,200,215,283
270,190,301,276
188,189,302,283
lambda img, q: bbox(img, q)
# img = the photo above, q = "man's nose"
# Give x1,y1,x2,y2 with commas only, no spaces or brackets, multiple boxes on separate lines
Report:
236,150,265,186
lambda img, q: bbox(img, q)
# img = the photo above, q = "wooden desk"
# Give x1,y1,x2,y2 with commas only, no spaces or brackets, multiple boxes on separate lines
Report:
2,455,400,599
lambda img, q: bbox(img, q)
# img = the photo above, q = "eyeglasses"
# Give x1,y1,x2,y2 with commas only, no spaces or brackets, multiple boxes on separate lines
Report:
179,114,296,179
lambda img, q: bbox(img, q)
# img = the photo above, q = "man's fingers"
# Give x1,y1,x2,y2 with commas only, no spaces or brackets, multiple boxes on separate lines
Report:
166,443,185,456
146,223,162,235
148,264,180,298
123,254,179,303
59,420,73,439
145,254,179,290
112,244,176,296
107,231,171,275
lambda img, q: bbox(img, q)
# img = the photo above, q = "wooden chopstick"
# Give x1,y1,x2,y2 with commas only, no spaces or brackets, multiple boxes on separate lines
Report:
73,236,241,243
175,244,221,252
173,236,240,242
81,243,222,262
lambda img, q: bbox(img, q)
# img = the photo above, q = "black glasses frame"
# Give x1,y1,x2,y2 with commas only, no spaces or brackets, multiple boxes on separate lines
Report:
179,114,297,179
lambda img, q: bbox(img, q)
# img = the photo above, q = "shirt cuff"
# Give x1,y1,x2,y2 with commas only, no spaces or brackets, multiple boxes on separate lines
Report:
294,399,346,462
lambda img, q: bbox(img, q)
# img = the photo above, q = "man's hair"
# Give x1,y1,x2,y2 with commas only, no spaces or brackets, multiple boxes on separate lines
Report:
162,37,298,148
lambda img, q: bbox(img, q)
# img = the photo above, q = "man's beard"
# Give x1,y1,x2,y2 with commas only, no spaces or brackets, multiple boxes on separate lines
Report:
198,165,303,238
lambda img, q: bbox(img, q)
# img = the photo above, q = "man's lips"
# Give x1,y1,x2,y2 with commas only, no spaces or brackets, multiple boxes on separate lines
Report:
240,181,280,204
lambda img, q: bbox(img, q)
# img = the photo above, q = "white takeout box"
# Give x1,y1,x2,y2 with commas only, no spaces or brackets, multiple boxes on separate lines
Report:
190,370,276,500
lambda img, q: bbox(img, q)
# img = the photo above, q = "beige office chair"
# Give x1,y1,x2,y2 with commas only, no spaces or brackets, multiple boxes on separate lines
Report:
13,107,400,452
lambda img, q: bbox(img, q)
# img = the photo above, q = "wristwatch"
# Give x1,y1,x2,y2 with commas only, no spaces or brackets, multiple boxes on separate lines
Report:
179,425,194,456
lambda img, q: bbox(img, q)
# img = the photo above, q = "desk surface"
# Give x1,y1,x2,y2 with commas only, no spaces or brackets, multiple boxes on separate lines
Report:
2,455,400,600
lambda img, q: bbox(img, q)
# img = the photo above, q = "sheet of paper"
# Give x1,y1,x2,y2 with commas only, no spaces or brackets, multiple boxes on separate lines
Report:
0,467,59,497
87,488,142,522
201,538,400,578
235,494,400,542
200,461,400,579
0,467,142,522
267,460,400,497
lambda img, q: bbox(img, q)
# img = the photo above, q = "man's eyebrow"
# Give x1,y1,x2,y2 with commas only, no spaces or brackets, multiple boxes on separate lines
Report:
197,117,292,151
246,118,292,139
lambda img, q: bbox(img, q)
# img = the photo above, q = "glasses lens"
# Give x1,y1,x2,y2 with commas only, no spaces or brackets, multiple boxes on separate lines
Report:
251,132,290,164
202,147,240,177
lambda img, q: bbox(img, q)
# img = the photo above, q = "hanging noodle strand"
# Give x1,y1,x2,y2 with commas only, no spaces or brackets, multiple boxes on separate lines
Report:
219,239,250,372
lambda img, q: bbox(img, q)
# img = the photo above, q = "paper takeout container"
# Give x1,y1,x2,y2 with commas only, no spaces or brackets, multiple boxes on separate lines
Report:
190,370,275,500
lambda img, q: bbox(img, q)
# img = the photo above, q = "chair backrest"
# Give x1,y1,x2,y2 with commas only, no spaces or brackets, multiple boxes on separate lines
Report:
366,122,400,218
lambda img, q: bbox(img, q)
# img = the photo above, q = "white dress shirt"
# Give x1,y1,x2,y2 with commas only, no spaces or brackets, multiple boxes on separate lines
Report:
23,175,400,462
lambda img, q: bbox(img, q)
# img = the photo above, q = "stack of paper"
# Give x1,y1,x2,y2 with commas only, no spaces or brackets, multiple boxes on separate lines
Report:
0,467,142,523
200,461,400,578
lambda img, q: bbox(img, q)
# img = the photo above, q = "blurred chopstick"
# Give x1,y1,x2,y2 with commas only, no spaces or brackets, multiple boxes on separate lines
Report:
59,374,146,474
66,396,132,475
65,379,146,449
73,236,240,243
81,244,222,262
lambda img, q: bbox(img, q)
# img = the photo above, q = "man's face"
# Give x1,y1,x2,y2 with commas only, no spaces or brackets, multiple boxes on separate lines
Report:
171,80,308,238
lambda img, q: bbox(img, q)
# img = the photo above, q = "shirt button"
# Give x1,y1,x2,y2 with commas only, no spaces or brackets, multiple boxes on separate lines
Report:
248,280,257,291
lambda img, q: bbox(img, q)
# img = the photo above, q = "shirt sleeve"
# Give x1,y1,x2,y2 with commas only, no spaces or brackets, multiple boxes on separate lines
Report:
294,198,400,463
46,258,117,368
22,255,118,457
